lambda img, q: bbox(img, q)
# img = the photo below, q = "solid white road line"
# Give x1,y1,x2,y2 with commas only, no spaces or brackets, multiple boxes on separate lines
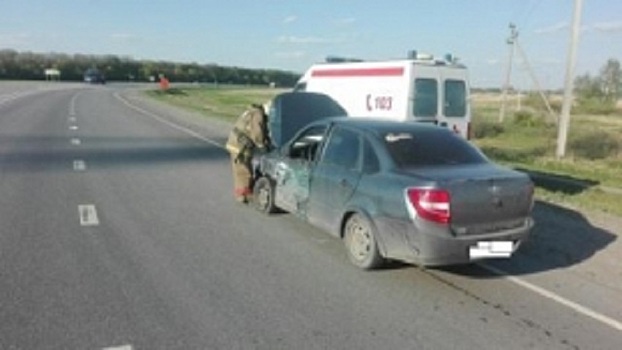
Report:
71,138,81,145
78,205,99,226
479,262,622,332
103,345,133,350
73,160,86,171
113,92,224,149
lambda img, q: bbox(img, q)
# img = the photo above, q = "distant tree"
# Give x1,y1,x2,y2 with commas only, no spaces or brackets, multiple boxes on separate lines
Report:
574,58,621,114
0,49,300,87
0,49,18,77
574,73,602,99
203,64,218,83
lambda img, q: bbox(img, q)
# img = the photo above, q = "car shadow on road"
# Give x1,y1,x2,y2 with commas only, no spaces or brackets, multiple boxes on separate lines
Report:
83,137,230,168
517,167,599,195
0,135,229,172
434,200,617,278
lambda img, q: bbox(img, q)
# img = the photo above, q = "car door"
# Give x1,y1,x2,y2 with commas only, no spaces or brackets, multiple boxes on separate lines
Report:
273,125,327,216
307,126,362,233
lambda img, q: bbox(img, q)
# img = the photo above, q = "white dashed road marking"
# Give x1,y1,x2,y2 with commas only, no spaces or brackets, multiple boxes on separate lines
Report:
68,116,77,123
73,160,86,171
78,205,99,226
71,138,81,145
69,125,78,131
69,92,80,116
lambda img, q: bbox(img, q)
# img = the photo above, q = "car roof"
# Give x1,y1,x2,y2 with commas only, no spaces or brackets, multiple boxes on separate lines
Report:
319,117,451,137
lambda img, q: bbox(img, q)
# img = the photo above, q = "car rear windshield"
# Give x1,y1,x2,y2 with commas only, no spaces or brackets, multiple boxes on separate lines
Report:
384,129,487,167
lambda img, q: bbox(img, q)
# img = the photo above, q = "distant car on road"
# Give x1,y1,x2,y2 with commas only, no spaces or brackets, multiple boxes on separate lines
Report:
83,68,106,84
253,115,534,269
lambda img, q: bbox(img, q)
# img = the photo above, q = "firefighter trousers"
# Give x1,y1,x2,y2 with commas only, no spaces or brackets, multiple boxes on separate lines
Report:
231,156,253,202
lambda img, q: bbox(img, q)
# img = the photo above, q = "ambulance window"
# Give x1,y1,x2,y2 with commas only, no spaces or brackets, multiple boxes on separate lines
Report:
413,79,437,117
444,80,467,117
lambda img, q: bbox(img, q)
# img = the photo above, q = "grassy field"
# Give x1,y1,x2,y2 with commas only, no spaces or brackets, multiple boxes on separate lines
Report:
471,92,622,215
146,85,622,216
146,85,288,121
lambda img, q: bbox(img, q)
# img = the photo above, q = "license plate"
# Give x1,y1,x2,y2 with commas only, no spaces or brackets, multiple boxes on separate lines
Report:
469,241,514,259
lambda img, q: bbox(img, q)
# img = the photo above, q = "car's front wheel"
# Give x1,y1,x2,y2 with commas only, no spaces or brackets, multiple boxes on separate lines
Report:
253,177,277,214
343,213,384,270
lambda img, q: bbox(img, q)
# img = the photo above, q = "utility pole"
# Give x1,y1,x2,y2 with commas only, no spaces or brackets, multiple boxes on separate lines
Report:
556,0,584,159
499,23,518,123
515,41,557,122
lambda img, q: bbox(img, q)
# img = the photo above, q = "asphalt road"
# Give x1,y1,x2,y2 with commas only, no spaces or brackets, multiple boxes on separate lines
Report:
1,82,621,350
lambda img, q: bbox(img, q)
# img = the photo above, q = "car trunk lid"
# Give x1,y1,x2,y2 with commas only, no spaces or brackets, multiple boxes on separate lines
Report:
401,163,534,235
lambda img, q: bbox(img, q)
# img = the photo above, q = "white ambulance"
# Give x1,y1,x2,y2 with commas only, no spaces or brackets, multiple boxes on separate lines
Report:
294,53,471,139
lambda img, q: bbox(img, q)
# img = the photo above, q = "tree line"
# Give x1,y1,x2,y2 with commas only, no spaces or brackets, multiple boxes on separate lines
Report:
0,49,301,87
574,58,621,114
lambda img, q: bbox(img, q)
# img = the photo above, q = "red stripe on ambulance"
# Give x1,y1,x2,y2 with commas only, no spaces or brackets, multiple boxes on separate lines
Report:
311,67,404,78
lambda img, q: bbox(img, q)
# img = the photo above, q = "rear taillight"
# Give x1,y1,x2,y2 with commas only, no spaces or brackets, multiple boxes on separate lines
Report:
406,188,451,224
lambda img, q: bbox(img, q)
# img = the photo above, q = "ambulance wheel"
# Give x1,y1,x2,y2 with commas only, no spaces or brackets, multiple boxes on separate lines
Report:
253,177,277,214
343,213,384,270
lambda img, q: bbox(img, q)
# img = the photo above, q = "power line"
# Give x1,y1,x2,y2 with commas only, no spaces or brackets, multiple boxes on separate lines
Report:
517,0,541,29
514,40,557,122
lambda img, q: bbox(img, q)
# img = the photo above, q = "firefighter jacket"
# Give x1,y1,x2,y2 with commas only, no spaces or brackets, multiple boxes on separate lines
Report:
225,105,268,162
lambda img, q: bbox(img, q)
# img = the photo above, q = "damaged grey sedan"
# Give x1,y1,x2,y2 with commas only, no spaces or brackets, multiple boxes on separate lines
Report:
253,92,535,270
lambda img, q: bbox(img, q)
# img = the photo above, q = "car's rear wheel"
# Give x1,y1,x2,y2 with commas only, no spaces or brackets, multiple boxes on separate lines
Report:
344,213,384,270
253,177,277,214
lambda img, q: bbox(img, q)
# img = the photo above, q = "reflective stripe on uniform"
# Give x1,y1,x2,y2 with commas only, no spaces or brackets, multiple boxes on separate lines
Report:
226,143,240,154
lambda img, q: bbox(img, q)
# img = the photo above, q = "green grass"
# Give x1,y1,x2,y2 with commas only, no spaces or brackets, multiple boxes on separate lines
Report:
143,87,622,217
472,93,622,216
146,85,288,121
535,187,622,216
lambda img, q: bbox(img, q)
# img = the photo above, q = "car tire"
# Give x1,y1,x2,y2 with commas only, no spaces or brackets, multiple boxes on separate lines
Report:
343,213,384,270
253,177,277,214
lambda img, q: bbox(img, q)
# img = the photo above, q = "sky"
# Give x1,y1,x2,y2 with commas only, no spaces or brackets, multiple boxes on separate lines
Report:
1,0,621,89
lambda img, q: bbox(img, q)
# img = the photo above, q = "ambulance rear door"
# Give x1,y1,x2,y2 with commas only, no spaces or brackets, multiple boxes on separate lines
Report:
439,67,470,139
409,64,441,124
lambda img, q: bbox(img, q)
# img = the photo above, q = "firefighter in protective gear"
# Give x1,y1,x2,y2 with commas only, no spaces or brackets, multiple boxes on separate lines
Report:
225,104,270,203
